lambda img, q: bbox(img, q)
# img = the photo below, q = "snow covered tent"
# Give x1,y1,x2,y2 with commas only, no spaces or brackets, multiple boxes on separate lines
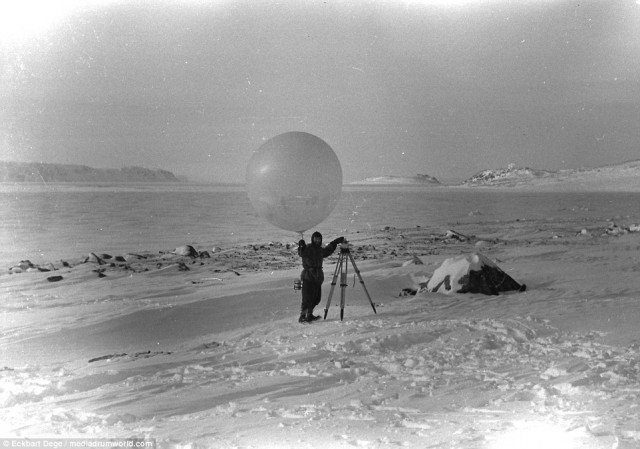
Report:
425,253,526,295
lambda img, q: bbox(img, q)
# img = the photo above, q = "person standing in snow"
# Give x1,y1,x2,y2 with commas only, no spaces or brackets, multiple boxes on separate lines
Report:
297,231,344,323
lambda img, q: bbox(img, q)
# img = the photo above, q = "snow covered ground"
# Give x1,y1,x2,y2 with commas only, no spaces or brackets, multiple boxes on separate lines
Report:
2,218,640,448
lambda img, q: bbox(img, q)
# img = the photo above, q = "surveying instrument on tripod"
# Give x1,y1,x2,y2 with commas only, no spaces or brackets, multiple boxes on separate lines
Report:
323,239,377,321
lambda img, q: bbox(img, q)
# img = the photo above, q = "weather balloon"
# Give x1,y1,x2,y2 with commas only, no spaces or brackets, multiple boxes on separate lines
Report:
246,132,342,233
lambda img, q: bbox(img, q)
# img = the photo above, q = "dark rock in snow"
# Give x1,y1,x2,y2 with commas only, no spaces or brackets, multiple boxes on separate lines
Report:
425,253,526,295
85,253,107,265
444,230,471,241
173,245,198,257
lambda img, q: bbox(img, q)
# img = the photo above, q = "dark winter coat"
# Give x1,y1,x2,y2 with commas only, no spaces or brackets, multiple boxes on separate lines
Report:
298,232,343,284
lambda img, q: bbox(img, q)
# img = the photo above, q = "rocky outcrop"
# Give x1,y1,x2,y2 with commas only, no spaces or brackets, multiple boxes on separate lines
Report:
425,253,526,295
461,160,640,189
463,164,554,186
0,161,180,183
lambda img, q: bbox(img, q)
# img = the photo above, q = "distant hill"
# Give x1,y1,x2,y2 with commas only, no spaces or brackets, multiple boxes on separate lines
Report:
462,164,555,186
0,161,180,183
461,160,640,190
352,174,441,186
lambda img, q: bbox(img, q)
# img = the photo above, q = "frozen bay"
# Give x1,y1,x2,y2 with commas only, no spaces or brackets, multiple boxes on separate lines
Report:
1,183,639,267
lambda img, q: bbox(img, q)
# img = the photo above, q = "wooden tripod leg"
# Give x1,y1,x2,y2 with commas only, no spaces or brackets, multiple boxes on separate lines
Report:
340,255,348,321
347,252,377,314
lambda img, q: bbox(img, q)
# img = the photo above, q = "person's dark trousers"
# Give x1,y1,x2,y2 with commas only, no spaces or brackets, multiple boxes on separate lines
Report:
301,279,322,316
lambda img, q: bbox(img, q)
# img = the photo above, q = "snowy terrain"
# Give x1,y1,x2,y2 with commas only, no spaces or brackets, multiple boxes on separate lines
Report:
351,174,441,186
349,160,640,191
461,160,640,190
2,216,640,448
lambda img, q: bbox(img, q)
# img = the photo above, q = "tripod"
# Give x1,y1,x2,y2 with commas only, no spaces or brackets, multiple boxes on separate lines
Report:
324,241,377,321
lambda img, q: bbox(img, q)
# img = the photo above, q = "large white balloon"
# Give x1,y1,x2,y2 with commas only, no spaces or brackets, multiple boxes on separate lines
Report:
246,132,343,233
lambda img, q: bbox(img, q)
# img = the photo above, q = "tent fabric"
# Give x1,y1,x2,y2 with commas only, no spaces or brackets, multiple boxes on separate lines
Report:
425,253,526,295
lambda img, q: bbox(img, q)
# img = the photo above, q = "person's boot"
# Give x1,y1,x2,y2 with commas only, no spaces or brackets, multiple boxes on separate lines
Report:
306,308,321,322
298,309,309,323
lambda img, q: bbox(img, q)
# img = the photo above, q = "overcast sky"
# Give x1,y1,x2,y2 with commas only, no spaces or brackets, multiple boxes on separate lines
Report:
1,0,639,183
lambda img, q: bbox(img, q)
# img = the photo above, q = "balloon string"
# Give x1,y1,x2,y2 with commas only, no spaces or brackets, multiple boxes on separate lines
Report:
298,231,304,241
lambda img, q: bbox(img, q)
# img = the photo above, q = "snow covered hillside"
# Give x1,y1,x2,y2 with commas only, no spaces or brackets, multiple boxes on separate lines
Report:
461,160,640,190
352,174,441,186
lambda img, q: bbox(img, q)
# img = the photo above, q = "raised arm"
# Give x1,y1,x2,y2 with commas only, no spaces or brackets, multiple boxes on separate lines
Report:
297,239,306,257
323,236,345,257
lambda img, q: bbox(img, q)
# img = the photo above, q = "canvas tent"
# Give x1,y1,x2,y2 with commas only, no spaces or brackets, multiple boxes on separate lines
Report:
425,253,526,295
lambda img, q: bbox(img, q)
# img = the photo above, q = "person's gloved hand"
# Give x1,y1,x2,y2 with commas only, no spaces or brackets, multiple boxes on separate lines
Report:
331,236,345,246
298,239,306,248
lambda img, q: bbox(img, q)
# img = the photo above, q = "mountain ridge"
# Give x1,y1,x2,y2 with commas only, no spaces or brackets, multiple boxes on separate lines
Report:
0,161,180,183
352,160,640,190
461,160,640,189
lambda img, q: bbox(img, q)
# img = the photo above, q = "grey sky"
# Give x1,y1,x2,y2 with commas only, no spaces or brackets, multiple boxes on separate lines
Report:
1,0,639,183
